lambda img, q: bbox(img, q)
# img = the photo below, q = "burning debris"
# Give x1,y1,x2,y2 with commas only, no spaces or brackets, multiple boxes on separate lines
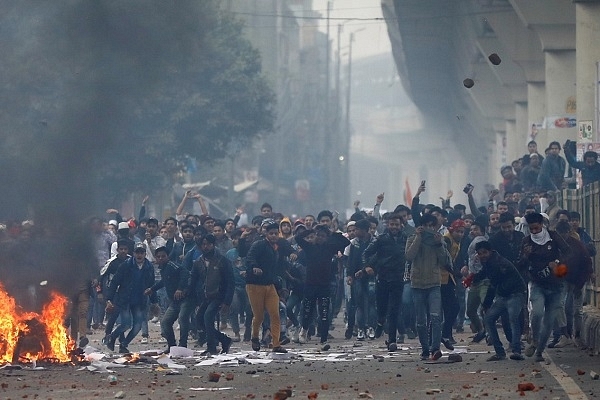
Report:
0,283,74,365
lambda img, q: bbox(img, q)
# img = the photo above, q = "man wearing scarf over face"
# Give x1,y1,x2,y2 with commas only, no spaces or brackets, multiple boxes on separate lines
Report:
518,212,571,362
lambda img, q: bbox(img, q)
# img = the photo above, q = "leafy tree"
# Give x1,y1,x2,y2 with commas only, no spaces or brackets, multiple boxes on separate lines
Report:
0,0,274,217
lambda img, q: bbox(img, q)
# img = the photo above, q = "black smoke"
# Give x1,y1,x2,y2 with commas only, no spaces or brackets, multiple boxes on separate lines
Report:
0,0,213,308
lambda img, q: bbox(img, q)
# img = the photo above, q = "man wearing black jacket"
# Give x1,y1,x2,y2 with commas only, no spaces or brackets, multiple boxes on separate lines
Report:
245,221,295,353
344,218,374,341
518,212,571,362
296,224,350,350
146,246,191,352
189,234,235,355
477,241,526,361
362,213,408,351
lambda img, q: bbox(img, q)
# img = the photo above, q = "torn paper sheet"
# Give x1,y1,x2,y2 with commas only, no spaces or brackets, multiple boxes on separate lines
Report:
156,354,187,369
168,346,194,358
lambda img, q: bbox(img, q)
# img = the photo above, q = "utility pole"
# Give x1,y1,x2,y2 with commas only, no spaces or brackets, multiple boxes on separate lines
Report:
324,1,333,209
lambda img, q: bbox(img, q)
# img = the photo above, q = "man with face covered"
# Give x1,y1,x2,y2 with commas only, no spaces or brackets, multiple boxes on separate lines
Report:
295,222,350,351
405,213,449,361
518,212,571,362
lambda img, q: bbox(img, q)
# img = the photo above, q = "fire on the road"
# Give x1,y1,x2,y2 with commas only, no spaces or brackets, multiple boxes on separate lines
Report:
0,283,73,364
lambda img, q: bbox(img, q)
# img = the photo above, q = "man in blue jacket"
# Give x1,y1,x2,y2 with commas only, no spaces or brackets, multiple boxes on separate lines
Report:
105,243,158,353
146,246,191,353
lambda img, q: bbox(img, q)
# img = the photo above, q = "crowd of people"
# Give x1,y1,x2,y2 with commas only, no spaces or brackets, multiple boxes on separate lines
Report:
0,139,597,361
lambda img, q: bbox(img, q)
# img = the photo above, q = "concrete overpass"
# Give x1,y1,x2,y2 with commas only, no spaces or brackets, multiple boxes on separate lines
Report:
382,0,600,189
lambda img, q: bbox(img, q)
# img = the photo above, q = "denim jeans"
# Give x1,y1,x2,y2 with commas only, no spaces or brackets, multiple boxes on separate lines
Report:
202,299,227,352
466,279,489,334
440,282,459,339
401,282,415,333
551,282,583,340
454,282,466,329
286,291,303,328
484,293,525,356
376,280,403,344
230,286,252,335
161,297,195,347
110,303,146,347
412,286,442,355
530,282,563,353
347,278,369,331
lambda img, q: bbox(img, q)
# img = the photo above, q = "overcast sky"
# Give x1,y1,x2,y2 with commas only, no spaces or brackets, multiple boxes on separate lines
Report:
312,0,392,60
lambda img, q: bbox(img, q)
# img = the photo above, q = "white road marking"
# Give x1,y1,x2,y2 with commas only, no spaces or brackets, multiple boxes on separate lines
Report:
542,353,589,400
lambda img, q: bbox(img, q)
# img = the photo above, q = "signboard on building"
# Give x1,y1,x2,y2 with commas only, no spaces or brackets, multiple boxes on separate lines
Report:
579,120,593,142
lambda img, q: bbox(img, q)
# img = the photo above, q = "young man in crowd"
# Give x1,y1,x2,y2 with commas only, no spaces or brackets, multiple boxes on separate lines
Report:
145,246,192,353
518,212,571,362
104,244,158,354
296,222,350,351
189,234,235,355
477,241,526,361
245,220,295,353
362,213,408,351
405,213,448,361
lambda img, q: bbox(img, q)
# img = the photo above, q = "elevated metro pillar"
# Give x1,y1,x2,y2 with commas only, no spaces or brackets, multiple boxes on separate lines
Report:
576,2,600,142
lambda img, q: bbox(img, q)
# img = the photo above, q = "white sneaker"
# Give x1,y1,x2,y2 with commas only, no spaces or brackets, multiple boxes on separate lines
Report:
553,335,573,348
141,337,148,344
357,329,365,341
158,337,167,343
291,326,300,343
150,316,159,323
367,327,375,340
299,328,308,344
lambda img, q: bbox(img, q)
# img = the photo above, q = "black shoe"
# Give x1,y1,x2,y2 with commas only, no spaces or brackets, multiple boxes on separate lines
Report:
471,331,486,343
547,337,560,348
200,349,218,356
251,337,261,351
243,331,251,342
510,352,524,361
441,338,454,351
455,326,464,333
374,324,384,339
388,342,398,352
118,345,130,354
430,349,443,361
272,346,288,354
420,351,430,360
221,336,232,354
344,328,353,340
106,335,116,351
78,336,89,348
280,336,291,346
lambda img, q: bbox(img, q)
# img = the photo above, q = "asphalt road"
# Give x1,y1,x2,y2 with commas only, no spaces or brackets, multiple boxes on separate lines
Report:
0,318,598,400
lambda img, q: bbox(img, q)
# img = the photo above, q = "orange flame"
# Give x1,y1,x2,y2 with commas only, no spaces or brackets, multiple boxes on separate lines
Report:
0,283,73,363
